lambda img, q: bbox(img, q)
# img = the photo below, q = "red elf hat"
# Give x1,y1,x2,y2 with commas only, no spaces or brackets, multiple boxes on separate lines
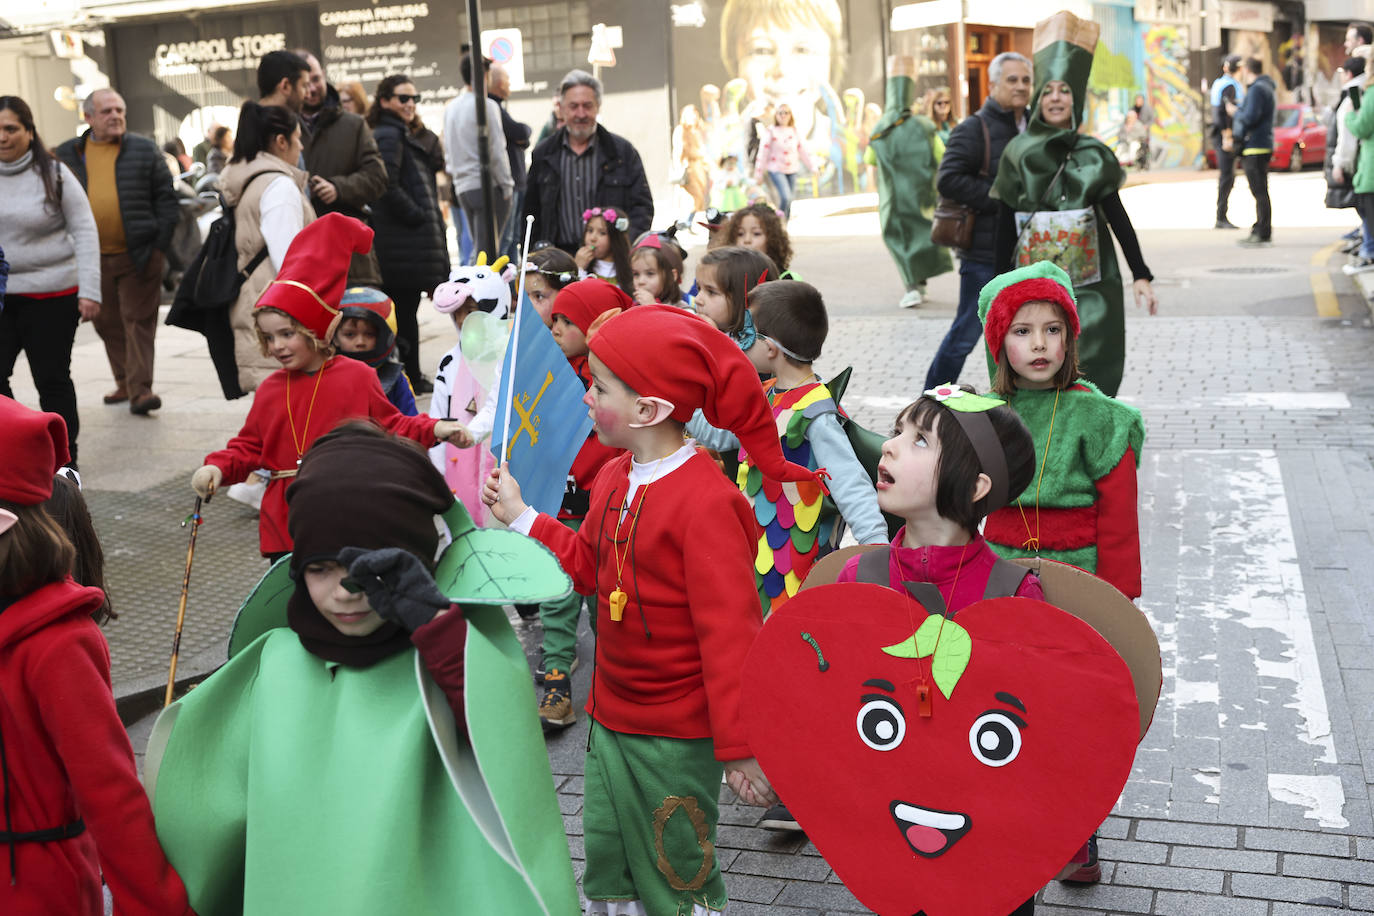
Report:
589,305,827,489
255,213,374,343
552,278,635,334
0,395,69,506
977,260,1079,364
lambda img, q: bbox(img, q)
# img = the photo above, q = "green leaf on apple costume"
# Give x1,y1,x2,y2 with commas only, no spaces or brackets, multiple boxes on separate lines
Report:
880,616,973,699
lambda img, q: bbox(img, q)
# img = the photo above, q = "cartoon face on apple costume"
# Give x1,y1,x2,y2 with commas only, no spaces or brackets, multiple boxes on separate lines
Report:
742,584,1139,916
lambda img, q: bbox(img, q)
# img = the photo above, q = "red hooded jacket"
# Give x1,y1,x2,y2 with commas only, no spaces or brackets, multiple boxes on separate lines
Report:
0,579,193,915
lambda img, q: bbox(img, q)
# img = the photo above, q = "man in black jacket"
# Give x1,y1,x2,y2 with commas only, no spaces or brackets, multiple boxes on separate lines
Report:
56,88,178,415
925,52,1031,389
524,70,653,252
1232,58,1276,246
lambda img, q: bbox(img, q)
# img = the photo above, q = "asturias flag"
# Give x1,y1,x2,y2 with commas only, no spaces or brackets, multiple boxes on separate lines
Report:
490,295,595,516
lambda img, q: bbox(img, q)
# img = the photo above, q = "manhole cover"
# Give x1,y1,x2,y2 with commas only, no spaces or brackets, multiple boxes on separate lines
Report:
1207,266,1292,275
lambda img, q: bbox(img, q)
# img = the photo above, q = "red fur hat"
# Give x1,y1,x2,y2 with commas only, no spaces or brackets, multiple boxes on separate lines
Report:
552,278,636,334
0,396,68,506
589,306,826,488
255,213,375,342
977,261,1080,364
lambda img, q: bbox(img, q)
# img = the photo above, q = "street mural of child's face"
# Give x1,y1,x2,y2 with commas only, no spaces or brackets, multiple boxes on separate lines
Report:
730,3,838,138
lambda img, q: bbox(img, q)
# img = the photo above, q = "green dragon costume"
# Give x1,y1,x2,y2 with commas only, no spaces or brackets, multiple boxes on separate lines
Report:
868,58,952,294
991,12,1130,397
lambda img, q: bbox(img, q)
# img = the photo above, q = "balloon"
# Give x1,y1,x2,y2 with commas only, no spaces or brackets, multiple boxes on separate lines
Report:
460,311,510,392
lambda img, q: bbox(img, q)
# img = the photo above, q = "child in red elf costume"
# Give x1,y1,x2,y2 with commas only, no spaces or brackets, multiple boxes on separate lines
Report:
527,277,635,730
484,305,827,915
0,396,193,916
190,214,472,559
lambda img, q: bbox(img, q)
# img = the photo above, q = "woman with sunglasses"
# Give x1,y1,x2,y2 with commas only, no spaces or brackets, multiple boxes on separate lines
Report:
926,87,957,145
366,75,448,392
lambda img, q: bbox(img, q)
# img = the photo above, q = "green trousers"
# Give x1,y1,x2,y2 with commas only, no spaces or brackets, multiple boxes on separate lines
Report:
583,722,727,915
541,517,586,672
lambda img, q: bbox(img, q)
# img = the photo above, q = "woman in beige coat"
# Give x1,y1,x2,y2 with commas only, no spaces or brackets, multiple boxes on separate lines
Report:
218,102,316,394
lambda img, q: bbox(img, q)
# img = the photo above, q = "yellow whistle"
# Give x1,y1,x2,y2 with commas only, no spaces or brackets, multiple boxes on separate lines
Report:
609,588,627,622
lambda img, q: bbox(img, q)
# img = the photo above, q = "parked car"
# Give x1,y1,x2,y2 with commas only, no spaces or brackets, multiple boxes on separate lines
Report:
1205,103,1327,171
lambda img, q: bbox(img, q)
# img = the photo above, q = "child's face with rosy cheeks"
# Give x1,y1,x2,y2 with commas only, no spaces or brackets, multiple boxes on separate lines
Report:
734,214,767,252
303,559,386,636
631,252,666,299
256,310,326,373
693,264,732,330
551,313,588,357
584,217,610,259
525,273,558,327
1003,301,1066,390
583,353,641,448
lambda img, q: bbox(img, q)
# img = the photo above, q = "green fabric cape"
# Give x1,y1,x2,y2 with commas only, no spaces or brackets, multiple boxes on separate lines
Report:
144,499,580,915
991,34,1130,397
869,74,952,289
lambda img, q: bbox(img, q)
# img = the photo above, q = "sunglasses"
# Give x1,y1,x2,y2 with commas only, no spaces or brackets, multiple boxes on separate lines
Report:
392,93,421,104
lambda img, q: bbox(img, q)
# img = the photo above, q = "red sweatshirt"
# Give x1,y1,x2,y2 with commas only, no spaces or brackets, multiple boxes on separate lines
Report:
0,579,193,916
530,451,762,760
205,356,438,555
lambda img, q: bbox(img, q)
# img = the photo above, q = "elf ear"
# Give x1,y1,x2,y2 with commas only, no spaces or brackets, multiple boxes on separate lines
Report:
629,396,676,428
971,472,993,505
0,508,16,536
586,307,623,341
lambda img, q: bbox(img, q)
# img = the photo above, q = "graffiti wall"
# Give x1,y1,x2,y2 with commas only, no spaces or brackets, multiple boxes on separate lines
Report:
1142,23,1204,168
667,0,887,215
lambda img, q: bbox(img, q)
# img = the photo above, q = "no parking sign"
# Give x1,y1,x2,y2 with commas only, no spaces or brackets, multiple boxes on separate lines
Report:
481,28,525,90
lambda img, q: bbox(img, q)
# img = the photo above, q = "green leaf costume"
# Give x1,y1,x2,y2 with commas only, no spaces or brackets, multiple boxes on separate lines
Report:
992,13,1129,396
144,500,580,915
868,64,952,291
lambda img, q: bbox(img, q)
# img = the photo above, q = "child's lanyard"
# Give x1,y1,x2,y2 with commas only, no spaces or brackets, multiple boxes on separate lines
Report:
607,457,667,622
1014,387,1062,554
286,362,329,465
894,541,969,718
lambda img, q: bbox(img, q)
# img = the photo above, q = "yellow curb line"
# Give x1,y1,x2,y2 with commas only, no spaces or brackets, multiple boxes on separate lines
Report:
1312,241,1342,318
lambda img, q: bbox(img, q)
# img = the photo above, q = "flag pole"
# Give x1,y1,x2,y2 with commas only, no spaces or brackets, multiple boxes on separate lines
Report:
500,215,536,462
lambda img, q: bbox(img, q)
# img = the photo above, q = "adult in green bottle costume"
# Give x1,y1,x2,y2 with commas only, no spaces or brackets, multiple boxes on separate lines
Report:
991,10,1157,398
867,55,952,309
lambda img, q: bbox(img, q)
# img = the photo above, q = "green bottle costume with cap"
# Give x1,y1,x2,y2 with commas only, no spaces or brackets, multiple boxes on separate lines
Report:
991,13,1129,396
868,65,952,291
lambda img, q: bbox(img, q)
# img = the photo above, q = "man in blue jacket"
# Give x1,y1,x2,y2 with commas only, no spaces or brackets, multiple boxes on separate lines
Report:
1231,57,1276,246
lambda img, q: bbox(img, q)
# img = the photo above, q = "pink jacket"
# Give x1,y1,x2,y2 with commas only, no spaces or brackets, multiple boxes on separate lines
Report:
755,126,815,178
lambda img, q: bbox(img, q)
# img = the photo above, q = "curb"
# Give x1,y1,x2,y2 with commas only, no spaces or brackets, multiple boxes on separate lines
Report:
113,639,227,727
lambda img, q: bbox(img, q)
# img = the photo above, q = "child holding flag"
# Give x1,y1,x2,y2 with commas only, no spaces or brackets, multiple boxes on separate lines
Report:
484,305,829,914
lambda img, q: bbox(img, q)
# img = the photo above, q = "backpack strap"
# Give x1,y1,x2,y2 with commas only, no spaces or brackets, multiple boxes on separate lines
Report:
232,170,282,280
983,557,1031,600
855,547,950,616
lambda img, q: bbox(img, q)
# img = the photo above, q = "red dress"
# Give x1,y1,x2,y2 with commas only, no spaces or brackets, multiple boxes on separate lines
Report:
0,579,193,915
530,451,762,760
205,356,439,555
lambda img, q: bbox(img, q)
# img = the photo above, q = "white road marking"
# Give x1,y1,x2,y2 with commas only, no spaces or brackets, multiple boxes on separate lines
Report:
1268,774,1350,828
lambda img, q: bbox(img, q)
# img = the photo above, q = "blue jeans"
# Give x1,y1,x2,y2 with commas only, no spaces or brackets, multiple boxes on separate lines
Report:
924,258,998,390
768,171,797,218
1357,193,1374,259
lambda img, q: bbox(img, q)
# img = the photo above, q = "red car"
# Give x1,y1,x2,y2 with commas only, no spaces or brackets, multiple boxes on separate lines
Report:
1206,103,1327,170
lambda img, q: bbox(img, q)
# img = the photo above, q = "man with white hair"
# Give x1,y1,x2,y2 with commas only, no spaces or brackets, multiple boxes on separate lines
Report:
55,88,178,415
523,69,653,252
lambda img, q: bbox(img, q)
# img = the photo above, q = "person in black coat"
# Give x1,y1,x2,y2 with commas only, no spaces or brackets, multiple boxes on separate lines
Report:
523,70,653,253
366,75,448,389
925,52,1031,389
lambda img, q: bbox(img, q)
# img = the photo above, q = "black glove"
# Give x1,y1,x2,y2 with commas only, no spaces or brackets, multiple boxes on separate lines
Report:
337,547,449,632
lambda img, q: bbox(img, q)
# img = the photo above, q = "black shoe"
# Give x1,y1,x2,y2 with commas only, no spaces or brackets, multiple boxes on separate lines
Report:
1343,238,1363,255
759,802,803,832
1214,218,1239,229
413,374,434,395
1238,232,1271,247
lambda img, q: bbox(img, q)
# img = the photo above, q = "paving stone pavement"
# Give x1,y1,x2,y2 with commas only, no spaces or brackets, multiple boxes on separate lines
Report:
17,216,1374,913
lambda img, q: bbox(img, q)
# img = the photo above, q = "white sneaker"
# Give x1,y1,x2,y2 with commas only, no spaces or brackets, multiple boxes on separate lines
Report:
1343,257,1374,276
899,288,924,309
